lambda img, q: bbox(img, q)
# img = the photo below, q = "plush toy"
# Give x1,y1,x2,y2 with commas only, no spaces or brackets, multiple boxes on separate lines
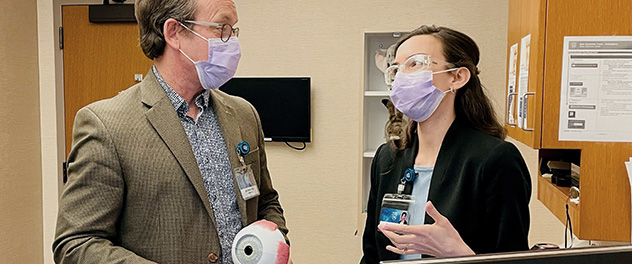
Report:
375,44,405,147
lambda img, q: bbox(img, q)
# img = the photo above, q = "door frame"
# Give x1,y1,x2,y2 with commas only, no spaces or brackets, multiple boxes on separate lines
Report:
40,1,136,263
51,0,139,192
53,0,131,194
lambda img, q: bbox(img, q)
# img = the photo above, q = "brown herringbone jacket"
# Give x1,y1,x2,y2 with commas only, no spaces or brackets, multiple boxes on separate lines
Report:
53,70,288,263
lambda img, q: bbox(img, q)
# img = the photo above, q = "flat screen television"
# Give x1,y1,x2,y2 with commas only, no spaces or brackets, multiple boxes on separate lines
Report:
220,77,311,143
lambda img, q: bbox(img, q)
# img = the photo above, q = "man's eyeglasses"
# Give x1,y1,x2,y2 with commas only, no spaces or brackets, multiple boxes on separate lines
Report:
184,20,239,42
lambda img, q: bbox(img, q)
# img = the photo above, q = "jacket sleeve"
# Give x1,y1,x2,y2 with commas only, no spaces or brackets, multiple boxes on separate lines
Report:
481,141,532,253
249,105,290,242
360,144,386,264
53,107,156,264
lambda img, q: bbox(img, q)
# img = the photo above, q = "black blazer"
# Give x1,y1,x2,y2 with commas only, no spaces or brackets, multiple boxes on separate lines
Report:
361,119,531,263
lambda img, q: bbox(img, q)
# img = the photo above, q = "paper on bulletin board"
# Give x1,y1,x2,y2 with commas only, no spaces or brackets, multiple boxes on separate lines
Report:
558,36,632,142
517,35,531,129
627,157,632,242
507,43,519,125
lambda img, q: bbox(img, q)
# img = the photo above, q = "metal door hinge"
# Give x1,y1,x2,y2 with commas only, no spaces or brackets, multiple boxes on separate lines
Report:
134,74,143,82
59,26,64,50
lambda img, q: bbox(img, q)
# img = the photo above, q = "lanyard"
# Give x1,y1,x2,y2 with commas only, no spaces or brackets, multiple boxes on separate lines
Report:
397,168,418,194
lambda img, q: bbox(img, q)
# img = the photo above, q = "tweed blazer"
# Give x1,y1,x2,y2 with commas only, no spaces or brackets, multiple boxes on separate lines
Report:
53,70,288,264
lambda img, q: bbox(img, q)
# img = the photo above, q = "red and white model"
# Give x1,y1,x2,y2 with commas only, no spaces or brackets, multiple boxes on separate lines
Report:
232,220,289,264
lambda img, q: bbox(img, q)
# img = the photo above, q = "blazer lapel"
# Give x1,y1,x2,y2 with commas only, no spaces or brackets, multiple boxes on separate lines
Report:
424,119,462,225
140,71,217,227
210,89,249,225
431,119,462,187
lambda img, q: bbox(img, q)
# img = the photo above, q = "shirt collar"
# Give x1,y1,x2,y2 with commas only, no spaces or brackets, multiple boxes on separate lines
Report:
152,65,211,116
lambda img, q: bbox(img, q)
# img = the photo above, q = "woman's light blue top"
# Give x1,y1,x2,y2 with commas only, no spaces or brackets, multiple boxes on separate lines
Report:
400,165,434,260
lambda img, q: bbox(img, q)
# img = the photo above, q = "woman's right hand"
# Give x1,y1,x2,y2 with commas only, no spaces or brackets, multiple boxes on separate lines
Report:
378,201,475,258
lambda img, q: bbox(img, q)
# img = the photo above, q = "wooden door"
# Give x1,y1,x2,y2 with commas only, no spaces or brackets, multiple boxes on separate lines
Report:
505,0,546,149
62,5,153,157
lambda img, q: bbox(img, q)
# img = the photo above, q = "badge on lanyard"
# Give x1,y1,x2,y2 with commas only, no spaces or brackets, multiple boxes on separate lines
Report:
234,141,260,200
380,168,417,226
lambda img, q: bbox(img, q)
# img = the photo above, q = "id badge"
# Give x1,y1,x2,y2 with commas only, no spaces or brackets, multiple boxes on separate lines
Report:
234,165,260,200
380,193,415,225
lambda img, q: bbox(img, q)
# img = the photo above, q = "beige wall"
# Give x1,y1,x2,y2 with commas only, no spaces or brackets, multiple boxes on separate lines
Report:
35,0,571,263
0,0,44,263
235,0,563,263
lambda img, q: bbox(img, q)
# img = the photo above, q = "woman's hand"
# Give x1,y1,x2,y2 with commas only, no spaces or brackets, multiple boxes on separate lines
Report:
377,201,475,258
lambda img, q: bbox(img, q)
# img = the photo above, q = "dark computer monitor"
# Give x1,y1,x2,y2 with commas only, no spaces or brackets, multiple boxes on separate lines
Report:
220,77,311,143
382,245,632,264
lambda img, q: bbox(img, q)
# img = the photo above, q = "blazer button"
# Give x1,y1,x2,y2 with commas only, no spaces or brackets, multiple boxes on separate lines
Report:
208,253,219,263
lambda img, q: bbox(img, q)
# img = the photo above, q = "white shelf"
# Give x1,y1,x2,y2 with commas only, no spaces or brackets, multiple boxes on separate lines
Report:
364,91,390,97
361,32,403,215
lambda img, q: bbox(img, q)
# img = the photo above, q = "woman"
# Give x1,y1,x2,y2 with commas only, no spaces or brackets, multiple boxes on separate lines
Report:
399,211,409,225
360,25,531,263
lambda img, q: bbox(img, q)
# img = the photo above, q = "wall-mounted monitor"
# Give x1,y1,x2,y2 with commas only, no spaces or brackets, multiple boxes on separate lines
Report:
220,77,311,143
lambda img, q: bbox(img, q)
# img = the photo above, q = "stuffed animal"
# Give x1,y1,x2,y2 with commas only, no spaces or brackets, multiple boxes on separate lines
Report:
375,44,404,147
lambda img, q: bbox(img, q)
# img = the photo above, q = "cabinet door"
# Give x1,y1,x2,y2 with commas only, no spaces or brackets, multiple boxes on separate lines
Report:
505,0,547,149
541,0,632,148
540,0,632,241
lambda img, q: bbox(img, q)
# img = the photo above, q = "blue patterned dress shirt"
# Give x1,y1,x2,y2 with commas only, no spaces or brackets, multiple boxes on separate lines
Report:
153,66,242,264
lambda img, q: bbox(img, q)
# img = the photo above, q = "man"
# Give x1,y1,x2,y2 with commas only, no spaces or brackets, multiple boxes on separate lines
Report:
53,0,289,263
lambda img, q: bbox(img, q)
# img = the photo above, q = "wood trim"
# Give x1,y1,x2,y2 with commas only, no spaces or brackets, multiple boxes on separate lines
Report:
537,176,581,236
578,143,632,241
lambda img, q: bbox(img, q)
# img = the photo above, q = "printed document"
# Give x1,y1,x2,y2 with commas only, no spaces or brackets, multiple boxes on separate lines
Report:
559,36,632,142
518,35,531,129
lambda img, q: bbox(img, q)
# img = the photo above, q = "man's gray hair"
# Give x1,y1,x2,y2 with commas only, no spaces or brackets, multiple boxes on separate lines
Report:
135,0,197,60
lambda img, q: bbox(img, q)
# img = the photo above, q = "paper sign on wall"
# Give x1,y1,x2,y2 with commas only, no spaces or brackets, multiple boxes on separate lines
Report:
517,34,531,129
559,36,632,142
507,43,519,125
627,157,632,243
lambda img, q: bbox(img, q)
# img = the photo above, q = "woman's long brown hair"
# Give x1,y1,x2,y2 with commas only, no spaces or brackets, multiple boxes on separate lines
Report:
393,25,506,150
